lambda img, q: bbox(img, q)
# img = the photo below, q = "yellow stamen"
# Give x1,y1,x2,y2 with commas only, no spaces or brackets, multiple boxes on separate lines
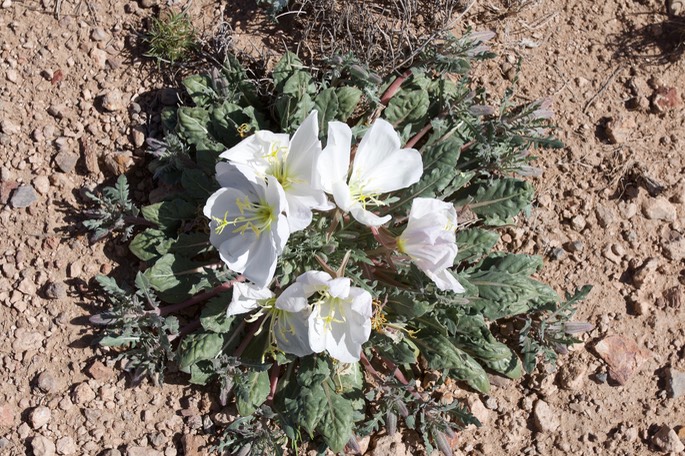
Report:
212,197,276,238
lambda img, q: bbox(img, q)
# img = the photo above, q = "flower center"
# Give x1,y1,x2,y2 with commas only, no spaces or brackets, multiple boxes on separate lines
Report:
264,141,301,190
313,291,347,332
213,196,276,237
348,179,384,209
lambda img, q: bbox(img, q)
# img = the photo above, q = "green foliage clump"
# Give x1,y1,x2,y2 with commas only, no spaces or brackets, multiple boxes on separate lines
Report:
85,30,589,455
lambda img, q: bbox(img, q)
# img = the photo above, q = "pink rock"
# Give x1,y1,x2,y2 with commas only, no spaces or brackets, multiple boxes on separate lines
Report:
595,335,651,385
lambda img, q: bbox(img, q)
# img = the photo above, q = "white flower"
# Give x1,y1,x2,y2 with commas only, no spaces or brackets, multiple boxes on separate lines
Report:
276,271,373,363
318,119,423,227
203,162,290,288
397,197,465,293
220,111,331,232
227,282,313,357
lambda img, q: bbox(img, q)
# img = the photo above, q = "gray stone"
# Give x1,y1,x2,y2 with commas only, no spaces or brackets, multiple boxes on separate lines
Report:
30,406,51,429
532,400,559,432
10,185,37,208
31,435,56,456
101,90,126,112
633,257,659,289
651,425,684,453
595,204,615,227
36,371,60,393
663,236,685,262
12,328,44,352
571,215,587,231
642,197,677,222
45,281,67,299
0,437,11,449
72,383,96,405
54,151,78,173
56,436,76,455
0,119,20,135
91,27,108,41
666,368,685,398
32,175,50,195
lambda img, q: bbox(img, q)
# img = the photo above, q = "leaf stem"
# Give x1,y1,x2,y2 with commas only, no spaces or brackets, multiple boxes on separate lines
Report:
155,275,245,316
234,316,265,358
405,122,433,149
380,70,412,106
267,363,280,401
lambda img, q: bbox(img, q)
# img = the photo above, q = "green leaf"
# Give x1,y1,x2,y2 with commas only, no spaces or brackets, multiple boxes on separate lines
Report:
370,333,417,365
456,228,499,263
272,51,303,90
283,384,327,436
188,360,216,385
414,332,490,393
208,101,250,147
297,356,331,387
177,107,210,145
235,370,270,416
478,253,543,276
384,89,429,127
169,232,211,257
317,383,355,452
182,74,218,107
181,168,215,201
200,297,234,333
178,332,224,371
144,254,212,303
141,199,197,231
335,86,362,120
453,178,534,226
385,293,433,319
314,88,339,133
130,229,173,261
468,269,557,319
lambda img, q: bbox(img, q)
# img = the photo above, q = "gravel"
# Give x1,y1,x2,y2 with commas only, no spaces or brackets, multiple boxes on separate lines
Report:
10,185,37,208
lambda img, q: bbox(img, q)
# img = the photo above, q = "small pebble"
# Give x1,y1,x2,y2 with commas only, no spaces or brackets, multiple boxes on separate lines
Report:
54,151,78,173
30,406,51,429
44,281,67,299
10,185,38,208
642,197,677,222
31,435,56,456
36,371,59,393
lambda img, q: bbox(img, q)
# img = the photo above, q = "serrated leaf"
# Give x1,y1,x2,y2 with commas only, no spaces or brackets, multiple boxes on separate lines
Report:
314,88,339,133
317,383,355,452
200,297,234,333
144,254,211,303
141,199,197,231
370,332,417,365
384,89,429,128
235,370,270,416
181,168,215,201
188,360,216,385
297,356,331,387
453,178,534,226
283,385,327,436
478,253,543,275
335,86,362,120
414,332,490,393
182,74,218,107
169,232,211,257
95,275,127,300
456,228,499,263
130,228,173,261
177,107,210,145
272,51,303,90
177,332,224,371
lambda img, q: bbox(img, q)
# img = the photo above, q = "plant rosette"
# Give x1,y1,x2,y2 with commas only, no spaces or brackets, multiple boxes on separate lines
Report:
86,37,592,455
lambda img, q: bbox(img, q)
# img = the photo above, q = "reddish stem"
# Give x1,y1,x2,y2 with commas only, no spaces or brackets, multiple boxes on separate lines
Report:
156,275,245,317
380,70,412,106
359,352,385,383
234,316,265,358
405,122,433,149
169,318,202,342
267,363,281,401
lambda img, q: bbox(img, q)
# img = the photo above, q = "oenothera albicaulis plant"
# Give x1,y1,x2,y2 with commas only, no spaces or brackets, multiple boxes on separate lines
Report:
86,34,591,455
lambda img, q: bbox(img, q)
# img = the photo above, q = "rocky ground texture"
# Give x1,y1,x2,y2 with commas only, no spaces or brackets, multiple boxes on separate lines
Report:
1,0,684,455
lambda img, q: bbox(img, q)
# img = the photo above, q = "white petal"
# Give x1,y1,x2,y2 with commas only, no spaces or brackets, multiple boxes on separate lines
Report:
286,111,321,184
324,319,360,363
274,310,313,357
319,121,352,194
215,162,254,189
353,119,401,175
331,180,355,212
327,277,351,299
227,282,273,316
358,147,423,195
296,271,333,296
218,230,256,273
424,268,465,293
409,198,457,225
275,283,309,313
307,304,328,354
242,234,278,288
349,204,391,227
284,194,313,232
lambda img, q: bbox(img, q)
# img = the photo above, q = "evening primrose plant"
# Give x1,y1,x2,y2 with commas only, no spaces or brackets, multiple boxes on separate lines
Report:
85,31,590,455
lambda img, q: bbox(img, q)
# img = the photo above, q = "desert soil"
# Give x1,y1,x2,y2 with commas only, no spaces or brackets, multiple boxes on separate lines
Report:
1,0,684,455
